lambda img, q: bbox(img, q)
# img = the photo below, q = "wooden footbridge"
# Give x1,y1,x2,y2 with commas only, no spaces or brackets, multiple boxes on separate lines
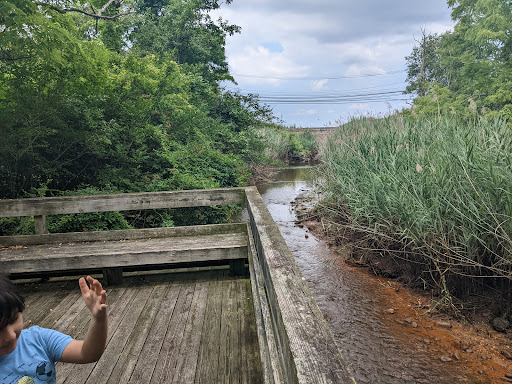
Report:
0,187,355,383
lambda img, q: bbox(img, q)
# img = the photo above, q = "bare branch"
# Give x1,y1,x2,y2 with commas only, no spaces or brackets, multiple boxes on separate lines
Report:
98,0,117,16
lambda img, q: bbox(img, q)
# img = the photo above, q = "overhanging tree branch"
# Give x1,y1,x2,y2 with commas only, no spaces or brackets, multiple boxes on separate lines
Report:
0,48,34,62
36,0,134,20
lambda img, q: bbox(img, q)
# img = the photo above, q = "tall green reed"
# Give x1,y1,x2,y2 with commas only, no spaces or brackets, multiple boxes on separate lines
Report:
320,115,511,284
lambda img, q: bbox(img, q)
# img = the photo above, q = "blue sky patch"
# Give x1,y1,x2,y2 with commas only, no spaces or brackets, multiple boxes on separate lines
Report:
261,42,284,53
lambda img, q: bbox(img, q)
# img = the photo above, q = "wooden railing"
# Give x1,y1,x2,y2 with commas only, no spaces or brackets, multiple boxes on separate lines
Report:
0,188,246,235
0,188,355,383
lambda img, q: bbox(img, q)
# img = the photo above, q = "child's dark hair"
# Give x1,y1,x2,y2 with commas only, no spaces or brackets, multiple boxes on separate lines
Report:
0,275,25,329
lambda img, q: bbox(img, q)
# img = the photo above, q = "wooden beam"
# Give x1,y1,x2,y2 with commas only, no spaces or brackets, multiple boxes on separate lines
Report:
0,188,246,218
34,215,48,235
1,233,248,275
245,186,355,384
1,223,248,246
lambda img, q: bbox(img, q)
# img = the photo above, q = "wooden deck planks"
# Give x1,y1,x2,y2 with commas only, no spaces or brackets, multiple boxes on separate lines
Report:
218,280,238,384
57,287,127,383
128,284,181,383
17,271,262,384
61,286,138,384
171,280,209,384
195,274,223,383
239,279,263,384
107,284,170,384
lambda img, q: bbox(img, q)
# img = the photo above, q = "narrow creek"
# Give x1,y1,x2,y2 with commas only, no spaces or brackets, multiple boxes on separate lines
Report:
256,165,486,384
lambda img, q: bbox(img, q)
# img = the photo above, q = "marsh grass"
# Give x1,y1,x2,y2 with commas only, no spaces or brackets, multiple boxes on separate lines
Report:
253,126,319,162
320,114,511,304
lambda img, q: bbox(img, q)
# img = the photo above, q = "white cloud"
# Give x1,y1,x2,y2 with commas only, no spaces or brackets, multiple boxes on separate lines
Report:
229,46,310,85
311,79,328,91
345,65,387,77
349,104,370,110
296,109,318,116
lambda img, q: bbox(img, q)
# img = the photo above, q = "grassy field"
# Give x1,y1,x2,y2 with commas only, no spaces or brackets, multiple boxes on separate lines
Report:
318,114,511,313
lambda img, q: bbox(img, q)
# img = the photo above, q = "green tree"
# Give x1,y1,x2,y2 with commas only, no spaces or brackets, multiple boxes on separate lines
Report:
406,0,512,118
0,0,274,204
405,30,445,96
130,0,239,84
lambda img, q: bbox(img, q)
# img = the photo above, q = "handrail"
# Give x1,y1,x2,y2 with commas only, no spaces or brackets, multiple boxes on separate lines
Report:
245,186,355,384
0,188,246,217
0,188,246,235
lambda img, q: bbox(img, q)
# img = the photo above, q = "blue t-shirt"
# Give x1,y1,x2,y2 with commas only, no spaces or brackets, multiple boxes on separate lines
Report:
0,326,73,384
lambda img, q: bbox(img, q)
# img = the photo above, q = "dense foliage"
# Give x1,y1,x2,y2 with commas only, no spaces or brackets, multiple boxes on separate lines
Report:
0,0,280,232
405,0,512,121
320,115,511,307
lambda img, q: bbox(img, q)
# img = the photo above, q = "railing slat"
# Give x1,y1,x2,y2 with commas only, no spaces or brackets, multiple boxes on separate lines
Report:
0,188,246,217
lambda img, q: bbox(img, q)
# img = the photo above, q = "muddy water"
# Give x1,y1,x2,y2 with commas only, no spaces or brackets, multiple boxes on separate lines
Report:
256,166,481,384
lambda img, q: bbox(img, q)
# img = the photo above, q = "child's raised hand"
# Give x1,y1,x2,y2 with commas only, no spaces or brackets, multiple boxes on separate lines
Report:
79,276,107,319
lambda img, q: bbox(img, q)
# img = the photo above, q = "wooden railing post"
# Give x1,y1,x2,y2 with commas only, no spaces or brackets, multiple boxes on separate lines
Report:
34,215,48,235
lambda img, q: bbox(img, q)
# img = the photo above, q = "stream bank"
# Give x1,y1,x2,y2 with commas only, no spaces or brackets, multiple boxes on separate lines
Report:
257,165,512,384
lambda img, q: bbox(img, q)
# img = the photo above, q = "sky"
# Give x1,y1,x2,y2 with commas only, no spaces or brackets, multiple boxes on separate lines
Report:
211,0,455,127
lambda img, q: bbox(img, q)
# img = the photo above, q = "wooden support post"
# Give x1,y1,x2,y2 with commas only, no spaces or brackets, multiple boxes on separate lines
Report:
103,267,123,286
34,215,48,235
229,259,246,276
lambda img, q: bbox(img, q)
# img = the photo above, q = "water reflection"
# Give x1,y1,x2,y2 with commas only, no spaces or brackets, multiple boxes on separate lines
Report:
256,166,476,384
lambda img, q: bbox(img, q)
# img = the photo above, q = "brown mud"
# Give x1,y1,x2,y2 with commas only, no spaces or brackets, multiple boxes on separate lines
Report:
296,203,512,383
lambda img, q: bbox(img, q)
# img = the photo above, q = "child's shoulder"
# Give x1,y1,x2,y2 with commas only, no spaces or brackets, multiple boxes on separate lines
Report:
23,325,46,335
22,326,65,340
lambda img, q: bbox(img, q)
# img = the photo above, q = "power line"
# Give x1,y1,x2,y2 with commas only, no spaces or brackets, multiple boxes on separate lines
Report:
234,81,407,96
231,69,406,80
254,90,410,105
256,98,410,105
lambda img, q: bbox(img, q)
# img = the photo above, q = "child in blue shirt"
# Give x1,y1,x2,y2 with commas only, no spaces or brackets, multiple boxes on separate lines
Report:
0,275,108,383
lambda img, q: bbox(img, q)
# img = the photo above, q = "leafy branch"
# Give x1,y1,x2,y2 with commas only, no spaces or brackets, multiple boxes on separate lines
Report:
36,0,134,20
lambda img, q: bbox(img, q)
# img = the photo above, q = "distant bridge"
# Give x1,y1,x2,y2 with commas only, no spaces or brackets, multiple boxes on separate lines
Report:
288,126,338,132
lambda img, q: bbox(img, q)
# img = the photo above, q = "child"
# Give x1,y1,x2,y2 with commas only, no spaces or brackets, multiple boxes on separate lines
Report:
0,275,107,383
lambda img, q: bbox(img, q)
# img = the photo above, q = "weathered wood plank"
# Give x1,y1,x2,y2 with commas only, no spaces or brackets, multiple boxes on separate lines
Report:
172,280,209,384
247,224,283,384
1,223,248,246
217,280,237,384
239,279,262,384
151,283,196,383
245,186,355,384
22,284,74,328
34,215,48,235
127,284,181,383
21,281,70,316
195,275,222,384
107,284,170,383
37,291,82,329
85,286,154,384
1,233,248,275
229,279,241,384
0,188,246,218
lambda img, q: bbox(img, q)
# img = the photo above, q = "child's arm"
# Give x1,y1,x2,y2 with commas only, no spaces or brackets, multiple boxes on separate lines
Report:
60,276,108,364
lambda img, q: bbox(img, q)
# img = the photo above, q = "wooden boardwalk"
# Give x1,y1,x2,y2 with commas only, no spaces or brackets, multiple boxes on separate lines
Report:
17,269,262,384
2,188,355,383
